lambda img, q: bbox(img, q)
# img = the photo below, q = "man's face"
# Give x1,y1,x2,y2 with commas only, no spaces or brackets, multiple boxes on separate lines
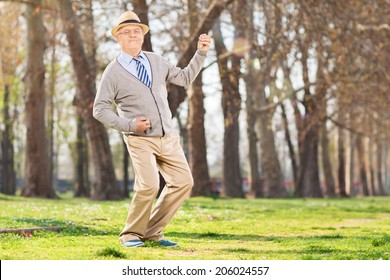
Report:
116,25,144,54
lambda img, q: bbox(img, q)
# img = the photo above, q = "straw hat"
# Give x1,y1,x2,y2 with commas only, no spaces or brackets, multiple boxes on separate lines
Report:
111,11,149,36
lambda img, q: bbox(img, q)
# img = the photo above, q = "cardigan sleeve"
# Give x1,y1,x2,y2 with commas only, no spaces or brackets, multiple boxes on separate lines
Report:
165,50,207,86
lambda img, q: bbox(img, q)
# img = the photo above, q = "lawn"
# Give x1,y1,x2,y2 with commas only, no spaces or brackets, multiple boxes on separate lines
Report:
0,193,389,260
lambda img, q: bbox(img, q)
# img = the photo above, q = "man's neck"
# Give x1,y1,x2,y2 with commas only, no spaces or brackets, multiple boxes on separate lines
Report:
123,48,142,57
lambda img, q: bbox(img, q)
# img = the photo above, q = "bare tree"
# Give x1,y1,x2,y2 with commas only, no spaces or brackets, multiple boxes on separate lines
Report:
1,85,16,195
21,0,56,198
168,0,235,116
187,0,211,197
0,2,22,196
251,1,288,197
59,0,123,200
213,18,243,198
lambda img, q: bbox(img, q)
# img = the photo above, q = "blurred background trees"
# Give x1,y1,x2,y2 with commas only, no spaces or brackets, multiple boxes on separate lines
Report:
0,0,389,199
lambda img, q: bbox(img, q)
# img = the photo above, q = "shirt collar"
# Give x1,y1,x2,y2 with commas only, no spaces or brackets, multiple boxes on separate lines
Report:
132,52,148,62
119,51,147,64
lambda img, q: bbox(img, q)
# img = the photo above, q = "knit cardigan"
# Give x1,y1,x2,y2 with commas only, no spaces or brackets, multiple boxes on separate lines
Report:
93,50,206,137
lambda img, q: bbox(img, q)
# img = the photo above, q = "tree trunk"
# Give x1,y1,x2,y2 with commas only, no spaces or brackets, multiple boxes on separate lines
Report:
337,129,348,197
255,91,287,198
47,35,55,191
384,143,389,195
294,43,322,198
244,62,263,197
296,122,322,197
368,137,376,195
74,115,90,197
222,99,242,198
188,76,211,196
244,1,264,198
59,0,123,200
321,123,336,197
336,105,348,197
1,85,16,195
280,102,298,193
356,135,369,196
186,0,211,197
72,0,96,197
376,140,385,195
348,129,356,195
281,62,303,196
21,0,56,198
213,19,243,198
294,84,322,198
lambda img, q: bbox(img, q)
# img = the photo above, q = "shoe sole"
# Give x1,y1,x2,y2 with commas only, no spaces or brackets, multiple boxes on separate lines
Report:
122,242,144,248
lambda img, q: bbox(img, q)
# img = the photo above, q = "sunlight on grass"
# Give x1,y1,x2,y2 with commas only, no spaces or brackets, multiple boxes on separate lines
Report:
0,194,389,260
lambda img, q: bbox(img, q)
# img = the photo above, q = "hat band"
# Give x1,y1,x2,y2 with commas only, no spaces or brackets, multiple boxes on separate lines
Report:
119,19,143,25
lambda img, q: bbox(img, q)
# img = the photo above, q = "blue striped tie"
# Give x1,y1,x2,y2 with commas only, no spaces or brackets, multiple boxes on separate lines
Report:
134,58,151,88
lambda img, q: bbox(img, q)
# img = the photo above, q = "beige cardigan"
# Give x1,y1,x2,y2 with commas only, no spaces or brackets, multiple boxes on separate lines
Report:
93,50,206,137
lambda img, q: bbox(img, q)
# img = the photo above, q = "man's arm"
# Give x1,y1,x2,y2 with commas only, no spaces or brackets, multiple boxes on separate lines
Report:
166,34,211,86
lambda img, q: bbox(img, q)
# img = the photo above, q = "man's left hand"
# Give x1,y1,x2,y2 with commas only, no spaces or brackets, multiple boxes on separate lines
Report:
197,34,211,52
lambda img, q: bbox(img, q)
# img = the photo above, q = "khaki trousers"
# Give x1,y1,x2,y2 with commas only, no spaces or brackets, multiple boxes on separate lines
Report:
119,132,193,243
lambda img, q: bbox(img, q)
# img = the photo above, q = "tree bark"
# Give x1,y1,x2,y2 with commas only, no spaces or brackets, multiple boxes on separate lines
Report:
337,120,348,197
243,1,264,198
294,40,322,198
368,137,376,195
72,0,96,198
47,21,56,191
244,62,263,197
320,120,336,197
280,102,298,191
213,19,243,198
296,122,322,197
335,101,348,197
383,144,389,195
1,85,16,195
59,0,123,200
356,135,369,196
187,0,211,197
250,1,288,198
376,140,385,195
21,0,56,198
255,89,287,198
187,77,211,197
73,115,90,197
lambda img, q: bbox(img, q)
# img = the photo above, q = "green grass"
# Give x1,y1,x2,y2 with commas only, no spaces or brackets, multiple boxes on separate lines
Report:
0,193,389,260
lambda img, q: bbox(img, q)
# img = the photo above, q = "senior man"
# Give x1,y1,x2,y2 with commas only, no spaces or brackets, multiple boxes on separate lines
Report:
93,11,211,247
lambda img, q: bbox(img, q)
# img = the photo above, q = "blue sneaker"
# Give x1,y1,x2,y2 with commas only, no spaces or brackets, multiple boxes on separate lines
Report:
158,239,178,247
122,240,144,247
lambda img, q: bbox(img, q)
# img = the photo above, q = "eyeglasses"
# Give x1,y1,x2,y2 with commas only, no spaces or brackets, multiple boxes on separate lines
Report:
117,29,143,36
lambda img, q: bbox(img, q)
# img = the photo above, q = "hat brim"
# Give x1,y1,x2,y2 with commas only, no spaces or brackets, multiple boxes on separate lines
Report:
111,22,149,36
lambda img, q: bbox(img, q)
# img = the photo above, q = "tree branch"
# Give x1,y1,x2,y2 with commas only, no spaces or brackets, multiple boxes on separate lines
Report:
168,0,236,116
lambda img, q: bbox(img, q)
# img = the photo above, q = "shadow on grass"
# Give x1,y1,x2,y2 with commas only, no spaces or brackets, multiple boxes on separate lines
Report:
9,218,118,236
168,232,389,260
167,231,347,242
217,247,388,260
0,195,25,201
